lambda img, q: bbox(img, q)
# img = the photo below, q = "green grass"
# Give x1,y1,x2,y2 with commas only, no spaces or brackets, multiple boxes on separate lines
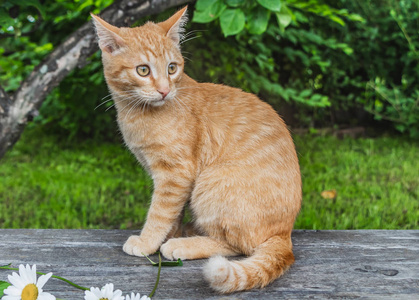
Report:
0,130,152,229
0,129,418,229
294,135,419,229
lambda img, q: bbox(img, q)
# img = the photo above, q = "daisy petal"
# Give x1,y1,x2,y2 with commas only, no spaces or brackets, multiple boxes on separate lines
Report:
30,265,38,284
114,289,123,297
37,272,53,289
38,291,57,300
8,272,25,289
92,287,103,298
3,285,21,296
19,265,30,284
103,283,113,298
2,295,20,300
84,290,99,300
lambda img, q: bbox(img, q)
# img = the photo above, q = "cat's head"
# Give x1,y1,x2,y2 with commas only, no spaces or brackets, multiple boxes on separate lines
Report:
91,7,188,107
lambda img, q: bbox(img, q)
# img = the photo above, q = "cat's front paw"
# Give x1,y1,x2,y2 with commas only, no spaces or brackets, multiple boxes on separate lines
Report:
160,238,190,261
123,235,157,257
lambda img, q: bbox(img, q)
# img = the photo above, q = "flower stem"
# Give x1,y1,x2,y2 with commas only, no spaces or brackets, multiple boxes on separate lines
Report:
0,264,88,291
50,274,89,291
148,252,162,298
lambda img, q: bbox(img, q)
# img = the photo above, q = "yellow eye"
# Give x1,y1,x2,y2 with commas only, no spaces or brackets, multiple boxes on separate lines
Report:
136,65,150,77
168,63,177,75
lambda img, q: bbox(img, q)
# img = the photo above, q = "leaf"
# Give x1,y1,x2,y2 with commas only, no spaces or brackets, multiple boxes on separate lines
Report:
143,253,183,267
159,258,183,267
276,4,292,30
329,15,345,26
0,8,14,27
220,8,245,36
0,281,11,298
8,0,46,19
256,0,281,12
300,89,312,98
195,0,217,11
321,189,337,199
193,0,227,23
347,14,365,23
248,6,270,35
225,0,245,7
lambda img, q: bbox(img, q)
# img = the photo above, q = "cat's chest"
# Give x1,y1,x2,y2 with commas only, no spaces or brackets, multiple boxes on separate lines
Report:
118,118,150,170
116,111,188,172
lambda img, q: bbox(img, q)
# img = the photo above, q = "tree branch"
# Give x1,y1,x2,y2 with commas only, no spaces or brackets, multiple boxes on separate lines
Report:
0,0,192,160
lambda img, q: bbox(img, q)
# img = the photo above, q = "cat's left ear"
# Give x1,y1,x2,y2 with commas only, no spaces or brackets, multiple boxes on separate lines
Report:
158,6,188,45
90,13,126,54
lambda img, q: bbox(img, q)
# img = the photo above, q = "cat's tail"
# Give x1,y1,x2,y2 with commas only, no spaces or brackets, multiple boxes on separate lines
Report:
203,235,294,293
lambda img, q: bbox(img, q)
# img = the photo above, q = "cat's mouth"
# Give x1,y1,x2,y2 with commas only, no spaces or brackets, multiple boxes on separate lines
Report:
149,98,167,107
148,92,174,107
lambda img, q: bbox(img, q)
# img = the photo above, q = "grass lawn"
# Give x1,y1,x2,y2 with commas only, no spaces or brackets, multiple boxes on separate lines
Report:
0,129,418,230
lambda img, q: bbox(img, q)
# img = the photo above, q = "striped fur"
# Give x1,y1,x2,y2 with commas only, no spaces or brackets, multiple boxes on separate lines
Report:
92,6,302,293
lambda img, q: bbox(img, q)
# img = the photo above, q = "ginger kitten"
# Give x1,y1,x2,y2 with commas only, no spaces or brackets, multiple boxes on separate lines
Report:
91,7,302,293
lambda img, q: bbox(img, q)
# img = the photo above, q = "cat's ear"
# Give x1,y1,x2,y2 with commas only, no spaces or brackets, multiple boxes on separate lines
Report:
158,6,188,45
90,13,126,54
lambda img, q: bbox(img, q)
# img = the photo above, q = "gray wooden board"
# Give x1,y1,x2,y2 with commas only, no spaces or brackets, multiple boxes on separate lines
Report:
0,230,418,299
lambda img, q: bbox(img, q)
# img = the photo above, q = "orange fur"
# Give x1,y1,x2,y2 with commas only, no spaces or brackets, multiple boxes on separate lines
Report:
92,6,302,293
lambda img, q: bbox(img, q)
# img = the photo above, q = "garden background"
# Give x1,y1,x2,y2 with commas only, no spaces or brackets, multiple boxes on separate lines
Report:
0,0,418,230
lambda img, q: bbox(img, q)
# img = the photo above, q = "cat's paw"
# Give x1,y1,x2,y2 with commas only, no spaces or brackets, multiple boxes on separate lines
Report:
123,235,157,257
160,238,190,261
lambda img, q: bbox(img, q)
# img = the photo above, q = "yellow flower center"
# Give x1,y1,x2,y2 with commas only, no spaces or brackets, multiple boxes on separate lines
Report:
21,284,39,300
99,298,109,300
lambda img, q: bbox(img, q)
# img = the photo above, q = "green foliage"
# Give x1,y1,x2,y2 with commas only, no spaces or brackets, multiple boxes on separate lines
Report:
364,80,419,138
1,129,418,229
256,0,282,12
0,0,115,140
356,0,419,138
193,0,361,36
193,0,294,36
188,0,419,136
0,0,418,139
219,8,245,36
186,0,362,111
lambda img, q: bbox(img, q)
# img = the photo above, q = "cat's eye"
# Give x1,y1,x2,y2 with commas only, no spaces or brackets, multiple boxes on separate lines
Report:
168,63,177,75
136,65,150,77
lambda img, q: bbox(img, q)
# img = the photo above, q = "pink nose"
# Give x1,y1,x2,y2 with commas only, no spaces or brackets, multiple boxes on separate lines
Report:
158,88,170,99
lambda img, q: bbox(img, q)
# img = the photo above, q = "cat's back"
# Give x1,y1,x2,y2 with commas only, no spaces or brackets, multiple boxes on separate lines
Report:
181,79,297,171
184,79,288,136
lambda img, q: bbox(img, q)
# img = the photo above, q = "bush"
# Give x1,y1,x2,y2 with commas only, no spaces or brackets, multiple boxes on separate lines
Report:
0,0,418,139
186,0,419,136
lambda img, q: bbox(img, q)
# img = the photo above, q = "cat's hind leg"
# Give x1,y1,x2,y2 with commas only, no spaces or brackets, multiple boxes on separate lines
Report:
165,221,199,240
160,236,238,261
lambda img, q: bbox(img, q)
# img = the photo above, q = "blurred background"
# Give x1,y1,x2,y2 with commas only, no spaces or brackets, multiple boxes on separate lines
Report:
0,0,418,230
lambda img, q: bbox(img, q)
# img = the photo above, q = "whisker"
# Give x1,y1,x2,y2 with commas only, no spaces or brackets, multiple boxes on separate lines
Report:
177,86,203,91
95,98,114,110
120,98,141,116
182,30,206,39
124,96,146,121
180,35,201,45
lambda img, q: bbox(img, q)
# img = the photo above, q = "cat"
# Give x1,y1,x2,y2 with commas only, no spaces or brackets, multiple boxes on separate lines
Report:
91,6,302,293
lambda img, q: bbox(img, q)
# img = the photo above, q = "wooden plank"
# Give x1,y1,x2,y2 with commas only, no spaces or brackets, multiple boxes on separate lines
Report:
0,230,418,299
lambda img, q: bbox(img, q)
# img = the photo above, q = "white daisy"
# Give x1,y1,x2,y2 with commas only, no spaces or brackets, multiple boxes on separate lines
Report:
2,264,56,300
125,292,151,300
84,283,124,300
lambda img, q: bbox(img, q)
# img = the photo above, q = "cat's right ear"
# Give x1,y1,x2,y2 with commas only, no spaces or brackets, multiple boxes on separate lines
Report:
90,14,126,54
158,6,188,46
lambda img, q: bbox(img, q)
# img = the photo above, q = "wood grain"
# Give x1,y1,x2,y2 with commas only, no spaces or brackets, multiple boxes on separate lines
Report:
0,230,418,299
